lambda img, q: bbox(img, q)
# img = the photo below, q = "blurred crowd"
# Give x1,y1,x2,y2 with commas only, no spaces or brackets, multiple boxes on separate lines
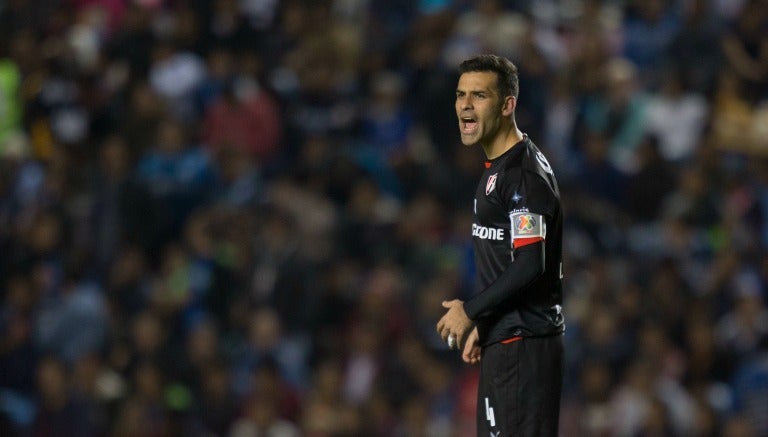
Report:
1,0,768,436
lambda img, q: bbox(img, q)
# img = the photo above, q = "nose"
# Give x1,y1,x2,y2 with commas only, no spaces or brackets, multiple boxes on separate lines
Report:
459,95,473,110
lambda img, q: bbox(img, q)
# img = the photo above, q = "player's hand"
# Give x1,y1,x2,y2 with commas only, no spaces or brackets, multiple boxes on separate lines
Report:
436,299,473,349
462,327,481,364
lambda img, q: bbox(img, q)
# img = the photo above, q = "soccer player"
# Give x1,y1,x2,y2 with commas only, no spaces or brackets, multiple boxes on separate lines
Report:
436,54,564,436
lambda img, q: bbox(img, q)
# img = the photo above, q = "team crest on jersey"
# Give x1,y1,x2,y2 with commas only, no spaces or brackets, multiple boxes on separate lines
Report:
485,173,498,195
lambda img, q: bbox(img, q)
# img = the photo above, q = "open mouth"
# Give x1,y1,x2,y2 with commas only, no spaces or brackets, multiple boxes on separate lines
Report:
461,117,478,134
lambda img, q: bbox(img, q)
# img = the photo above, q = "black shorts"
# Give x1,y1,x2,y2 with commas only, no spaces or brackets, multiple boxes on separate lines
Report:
477,335,563,437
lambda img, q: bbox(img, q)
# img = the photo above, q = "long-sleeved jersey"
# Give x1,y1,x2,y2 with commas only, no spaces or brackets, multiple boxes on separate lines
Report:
464,135,564,346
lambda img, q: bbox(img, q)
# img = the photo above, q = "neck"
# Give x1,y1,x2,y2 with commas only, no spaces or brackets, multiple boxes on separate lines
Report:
482,123,524,160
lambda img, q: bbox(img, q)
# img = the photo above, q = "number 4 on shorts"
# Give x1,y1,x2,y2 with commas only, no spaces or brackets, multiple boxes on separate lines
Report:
485,397,496,427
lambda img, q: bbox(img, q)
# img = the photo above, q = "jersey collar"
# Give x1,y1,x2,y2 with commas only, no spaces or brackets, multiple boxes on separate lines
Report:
483,134,528,169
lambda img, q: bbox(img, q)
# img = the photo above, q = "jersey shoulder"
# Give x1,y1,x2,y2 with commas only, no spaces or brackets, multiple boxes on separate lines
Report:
519,139,560,197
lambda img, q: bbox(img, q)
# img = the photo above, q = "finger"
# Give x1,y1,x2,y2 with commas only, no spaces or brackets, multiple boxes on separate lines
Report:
456,331,465,350
436,315,449,336
441,300,452,309
461,341,472,361
439,326,451,342
465,351,480,365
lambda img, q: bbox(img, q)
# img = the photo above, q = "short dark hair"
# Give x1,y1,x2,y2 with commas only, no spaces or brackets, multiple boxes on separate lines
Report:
459,54,519,99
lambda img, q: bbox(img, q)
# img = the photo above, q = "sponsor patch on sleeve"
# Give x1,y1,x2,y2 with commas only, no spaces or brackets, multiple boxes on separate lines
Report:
510,212,545,248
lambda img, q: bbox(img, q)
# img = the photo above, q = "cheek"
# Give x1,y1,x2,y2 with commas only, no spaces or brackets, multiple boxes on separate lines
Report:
482,113,502,134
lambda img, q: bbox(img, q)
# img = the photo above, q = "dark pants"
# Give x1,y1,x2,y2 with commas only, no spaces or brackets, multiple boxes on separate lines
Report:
477,335,563,437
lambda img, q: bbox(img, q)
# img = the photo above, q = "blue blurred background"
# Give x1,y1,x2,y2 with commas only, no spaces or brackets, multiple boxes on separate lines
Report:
1,0,767,436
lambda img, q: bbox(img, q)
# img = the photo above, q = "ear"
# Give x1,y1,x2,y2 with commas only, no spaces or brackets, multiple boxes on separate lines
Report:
502,96,516,116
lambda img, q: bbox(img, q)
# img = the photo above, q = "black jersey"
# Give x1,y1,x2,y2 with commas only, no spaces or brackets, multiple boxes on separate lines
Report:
465,135,564,345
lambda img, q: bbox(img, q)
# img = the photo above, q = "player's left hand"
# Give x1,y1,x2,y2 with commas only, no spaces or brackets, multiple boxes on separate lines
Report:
462,327,481,364
436,299,474,349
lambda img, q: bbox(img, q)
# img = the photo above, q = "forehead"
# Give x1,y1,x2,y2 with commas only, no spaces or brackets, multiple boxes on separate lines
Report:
457,71,499,92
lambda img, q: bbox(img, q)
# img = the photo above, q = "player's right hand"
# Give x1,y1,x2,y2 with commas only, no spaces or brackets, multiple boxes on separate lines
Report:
462,327,481,364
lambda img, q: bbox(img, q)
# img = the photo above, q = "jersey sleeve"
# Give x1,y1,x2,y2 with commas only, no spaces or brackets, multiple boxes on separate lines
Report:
506,172,557,249
464,241,545,320
514,171,558,219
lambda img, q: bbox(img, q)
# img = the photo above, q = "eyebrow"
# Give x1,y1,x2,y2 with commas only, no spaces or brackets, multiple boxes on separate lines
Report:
456,88,493,95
